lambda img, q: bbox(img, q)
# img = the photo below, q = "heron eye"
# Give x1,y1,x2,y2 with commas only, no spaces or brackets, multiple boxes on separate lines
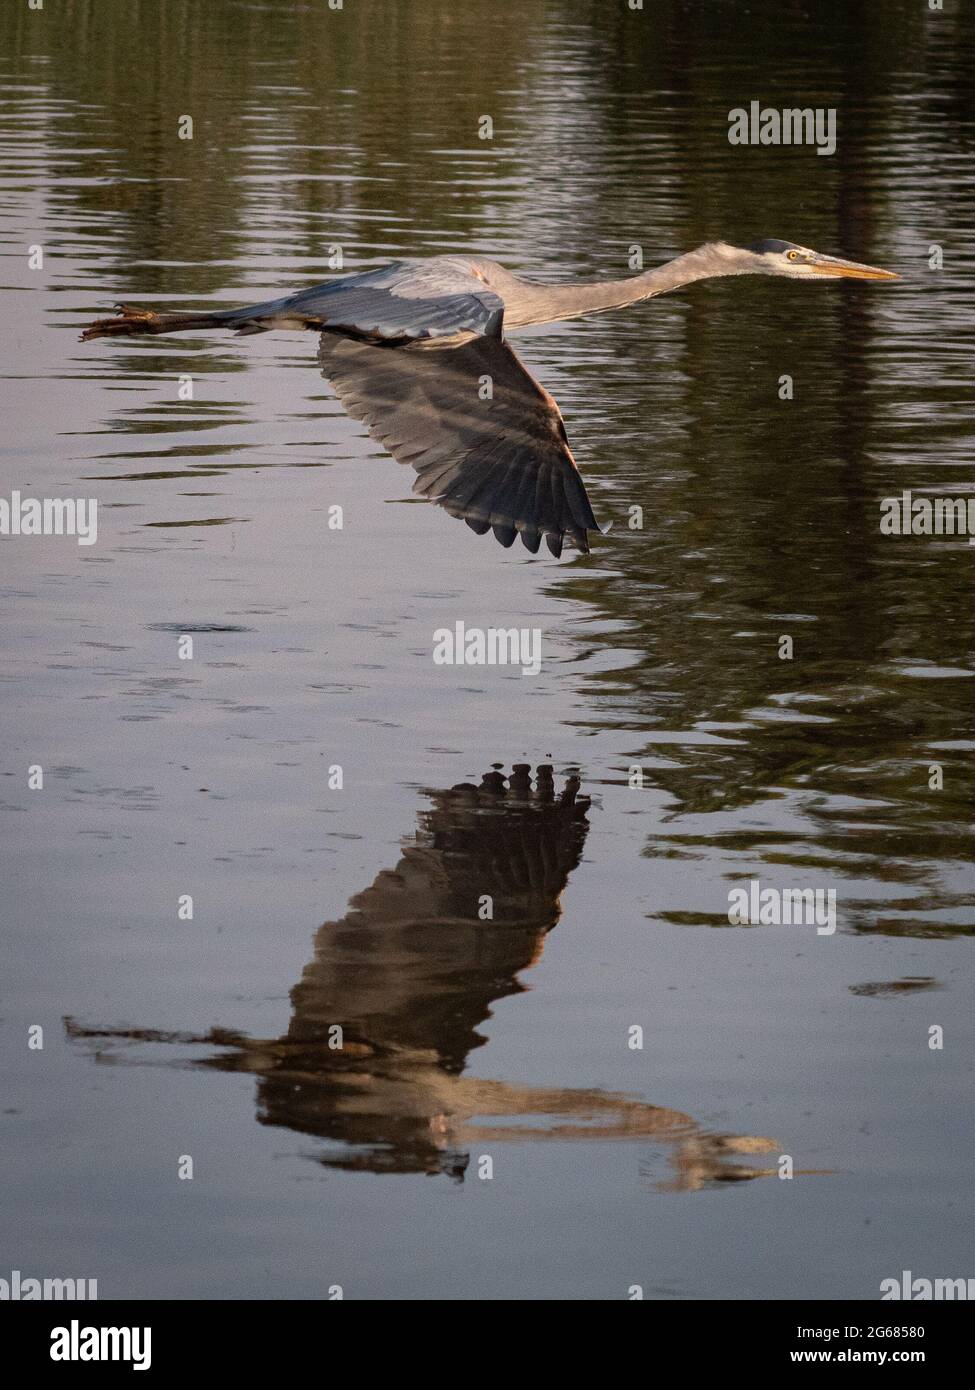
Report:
787,251,799,261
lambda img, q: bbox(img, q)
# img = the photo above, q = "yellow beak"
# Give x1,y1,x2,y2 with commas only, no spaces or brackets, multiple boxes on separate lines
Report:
809,254,900,281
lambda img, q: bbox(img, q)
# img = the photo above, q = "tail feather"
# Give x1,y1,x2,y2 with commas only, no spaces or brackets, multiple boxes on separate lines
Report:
80,304,238,342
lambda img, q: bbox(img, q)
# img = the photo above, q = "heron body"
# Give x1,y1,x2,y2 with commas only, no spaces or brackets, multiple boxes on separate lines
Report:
81,240,898,558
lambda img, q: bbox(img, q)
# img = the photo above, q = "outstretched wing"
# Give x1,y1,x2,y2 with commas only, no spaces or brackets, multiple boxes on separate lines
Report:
234,259,506,342
318,334,599,557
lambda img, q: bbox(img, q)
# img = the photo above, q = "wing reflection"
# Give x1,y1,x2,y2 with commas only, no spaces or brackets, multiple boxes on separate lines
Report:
66,765,780,1187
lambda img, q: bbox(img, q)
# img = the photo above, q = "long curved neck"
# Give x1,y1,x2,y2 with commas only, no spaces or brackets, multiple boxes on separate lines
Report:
508,245,732,328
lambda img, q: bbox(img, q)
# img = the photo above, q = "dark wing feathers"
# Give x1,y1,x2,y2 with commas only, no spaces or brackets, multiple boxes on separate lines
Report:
82,253,598,557
318,333,599,556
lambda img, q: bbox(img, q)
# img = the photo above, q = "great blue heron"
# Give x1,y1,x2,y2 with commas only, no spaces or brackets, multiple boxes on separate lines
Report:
82,239,898,557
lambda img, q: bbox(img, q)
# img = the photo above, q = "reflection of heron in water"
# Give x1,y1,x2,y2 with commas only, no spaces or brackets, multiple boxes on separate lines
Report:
67,765,780,1188
81,240,897,558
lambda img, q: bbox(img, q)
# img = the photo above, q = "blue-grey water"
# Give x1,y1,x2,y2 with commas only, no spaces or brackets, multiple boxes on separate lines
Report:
1,0,973,1300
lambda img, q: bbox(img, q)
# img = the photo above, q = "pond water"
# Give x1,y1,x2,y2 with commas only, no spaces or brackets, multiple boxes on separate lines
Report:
1,0,973,1300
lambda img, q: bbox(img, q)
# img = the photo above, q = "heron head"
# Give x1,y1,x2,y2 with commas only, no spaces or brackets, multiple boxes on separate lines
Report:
737,238,900,280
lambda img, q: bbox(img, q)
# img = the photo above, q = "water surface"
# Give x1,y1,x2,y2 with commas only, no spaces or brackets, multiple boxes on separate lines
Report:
1,0,973,1300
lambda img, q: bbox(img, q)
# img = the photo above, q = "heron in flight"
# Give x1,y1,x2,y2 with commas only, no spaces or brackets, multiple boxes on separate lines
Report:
82,239,898,557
